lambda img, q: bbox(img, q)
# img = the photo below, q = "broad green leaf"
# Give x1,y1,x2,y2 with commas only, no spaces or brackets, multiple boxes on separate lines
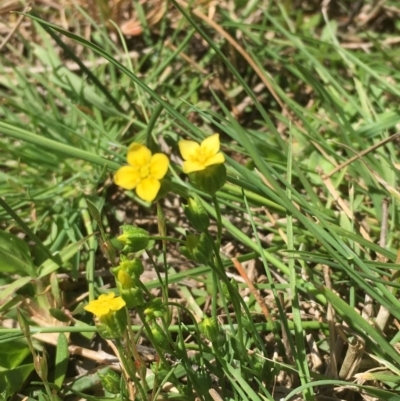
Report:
0,338,30,369
0,231,36,277
0,363,34,395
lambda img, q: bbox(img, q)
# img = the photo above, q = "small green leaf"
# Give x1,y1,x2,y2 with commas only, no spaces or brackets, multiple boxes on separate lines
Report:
86,199,102,226
54,333,69,389
0,277,31,302
73,319,95,341
49,308,70,323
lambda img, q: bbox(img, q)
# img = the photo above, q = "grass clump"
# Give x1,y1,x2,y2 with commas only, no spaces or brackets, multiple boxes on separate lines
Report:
1,1,400,401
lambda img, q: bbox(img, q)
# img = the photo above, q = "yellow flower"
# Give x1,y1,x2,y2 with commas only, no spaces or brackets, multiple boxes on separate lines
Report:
178,134,225,174
84,292,126,318
114,143,169,202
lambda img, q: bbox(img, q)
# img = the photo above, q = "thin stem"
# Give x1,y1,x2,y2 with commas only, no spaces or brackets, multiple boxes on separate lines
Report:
150,235,185,244
136,310,169,366
146,104,164,149
157,203,170,309
0,321,328,334
125,309,148,390
211,243,242,341
43,380,56,401
212,194,222,248
145,250,168,303
211,195,222,320
80,198,95,301
211,270,218,320
115,340,147,401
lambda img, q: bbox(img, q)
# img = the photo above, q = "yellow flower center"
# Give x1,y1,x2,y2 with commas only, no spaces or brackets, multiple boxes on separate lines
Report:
194,149,212,165
139,165,150,179
97,299,111,313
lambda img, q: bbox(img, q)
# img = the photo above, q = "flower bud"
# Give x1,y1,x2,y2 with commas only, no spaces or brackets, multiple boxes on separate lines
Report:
150,323,169,350
111,258,146,309
221,279,238,301
251,353,265,372
182,233,213,264
188,164,226,196
199,317,219,343
98,367,121,394
34,352,48,381
120,286,144,308
123,258,144,277
117,269,133,289
183,195,210,232
111,258,144,286
117,225,149,253
143,298,166,321
179,246,192,261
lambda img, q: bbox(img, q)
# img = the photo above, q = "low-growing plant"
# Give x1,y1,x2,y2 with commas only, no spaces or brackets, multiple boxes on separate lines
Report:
1,2,400,401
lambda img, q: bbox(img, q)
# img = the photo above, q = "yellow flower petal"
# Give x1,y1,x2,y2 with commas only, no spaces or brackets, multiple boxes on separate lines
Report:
150,153,169,179
203,152,225,168
136,177,161,202
182,160,205,174
127,143,152,167
179,140,200,161
85,300,110,317
114,166,140,190
109,296,126,311
200,134,220,156
84,301,99,314
100,292,115,301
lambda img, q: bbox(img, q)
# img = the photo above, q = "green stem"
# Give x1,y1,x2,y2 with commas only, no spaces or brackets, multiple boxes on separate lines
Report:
212,195,222,248
1,321,328,334
137,310,169,366
151,235,185,244
211,270,218,320
115,340,147,401
211,243,244,345
146,104,164,150
80,198,95,301
157,203,170,313
145,250,168,304
43,380,56,401
125,309,148,391
211,195,223,320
